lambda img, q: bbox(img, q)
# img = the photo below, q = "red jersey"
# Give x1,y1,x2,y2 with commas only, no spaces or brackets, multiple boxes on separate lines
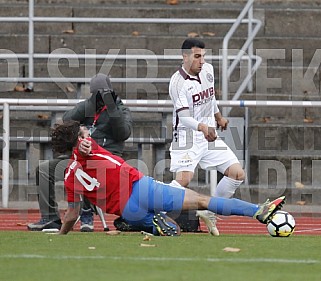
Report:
64,138,143,215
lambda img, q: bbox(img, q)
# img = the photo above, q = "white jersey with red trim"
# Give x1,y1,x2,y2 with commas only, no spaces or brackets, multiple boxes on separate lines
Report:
169,62,219,139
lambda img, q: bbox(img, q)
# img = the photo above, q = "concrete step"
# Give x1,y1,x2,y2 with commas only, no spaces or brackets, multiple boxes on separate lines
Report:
2,33,321,68
254,37,321,66
248,121,321,152
263,7,321,38
249,154,321,186
2,0,321,5
5,60,319,99
0,3,248,36
3,3,321,39
235,185,321,207
245,102,321,121
0,5,72,35
1,1,321,39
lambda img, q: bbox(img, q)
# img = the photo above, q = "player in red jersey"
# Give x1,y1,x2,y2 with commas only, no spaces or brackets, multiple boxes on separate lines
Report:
55,121,286,235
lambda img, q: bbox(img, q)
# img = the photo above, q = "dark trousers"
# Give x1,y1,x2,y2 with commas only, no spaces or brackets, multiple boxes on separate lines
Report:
36,156,70,220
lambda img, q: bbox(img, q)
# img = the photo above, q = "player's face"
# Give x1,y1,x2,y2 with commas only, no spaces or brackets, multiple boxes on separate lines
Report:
78,126,90,139
183,47,206,76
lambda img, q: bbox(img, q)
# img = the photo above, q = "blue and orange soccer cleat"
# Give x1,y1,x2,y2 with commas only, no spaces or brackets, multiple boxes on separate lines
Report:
254,196,286,224
153,213,181,236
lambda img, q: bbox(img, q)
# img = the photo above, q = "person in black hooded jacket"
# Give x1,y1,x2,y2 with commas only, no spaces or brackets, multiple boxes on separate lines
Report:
64,73,132,156
27,73,132,232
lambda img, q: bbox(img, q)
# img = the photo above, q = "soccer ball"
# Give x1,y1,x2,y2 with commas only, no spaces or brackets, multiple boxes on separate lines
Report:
267,211,295,237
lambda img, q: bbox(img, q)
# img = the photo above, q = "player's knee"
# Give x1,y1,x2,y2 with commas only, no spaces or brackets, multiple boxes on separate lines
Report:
225,164,245,181
174,178,191,187
198,194,209,209
237,169,245,181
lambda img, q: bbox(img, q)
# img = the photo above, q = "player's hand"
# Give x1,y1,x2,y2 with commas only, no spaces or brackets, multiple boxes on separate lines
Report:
205,126,217,142
78,139,92,156
198,123,217,142
217,117,229,131
102,90,118,111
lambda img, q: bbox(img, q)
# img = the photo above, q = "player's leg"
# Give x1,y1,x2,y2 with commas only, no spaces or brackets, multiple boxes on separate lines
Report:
121,176,182,236
198,140,244,235
148,178,285,226
182,188,286,224
169,141,204,187
170,144,221,235
173,171,194,187
79,197,94,232
215,163,245,198
28,157,69,231
201,139,245,199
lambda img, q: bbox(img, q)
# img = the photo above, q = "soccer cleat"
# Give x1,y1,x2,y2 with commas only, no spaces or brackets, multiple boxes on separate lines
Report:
196,210,220,236
114,216,152,233
80,209,94,232
27,218,62,231
152,213,180,236
254,196,286,224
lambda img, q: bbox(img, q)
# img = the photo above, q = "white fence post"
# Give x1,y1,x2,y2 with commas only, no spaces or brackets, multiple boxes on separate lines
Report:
2,103,10,208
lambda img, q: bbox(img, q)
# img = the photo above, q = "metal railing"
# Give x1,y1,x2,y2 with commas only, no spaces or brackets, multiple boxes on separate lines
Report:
0,0,261,101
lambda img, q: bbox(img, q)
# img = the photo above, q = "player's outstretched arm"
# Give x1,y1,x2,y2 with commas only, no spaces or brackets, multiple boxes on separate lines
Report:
59,203,80,235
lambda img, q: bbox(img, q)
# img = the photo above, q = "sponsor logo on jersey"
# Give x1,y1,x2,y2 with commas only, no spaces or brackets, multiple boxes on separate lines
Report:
192,86,215,107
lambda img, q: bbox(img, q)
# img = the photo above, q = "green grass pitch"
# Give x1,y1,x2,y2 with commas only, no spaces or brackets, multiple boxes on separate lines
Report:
0,231,320,281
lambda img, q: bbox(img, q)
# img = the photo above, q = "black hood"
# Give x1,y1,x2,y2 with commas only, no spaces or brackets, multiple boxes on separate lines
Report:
88,73,115,112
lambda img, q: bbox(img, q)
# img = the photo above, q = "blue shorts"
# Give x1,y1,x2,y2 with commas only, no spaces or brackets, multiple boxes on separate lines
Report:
121,176,185,228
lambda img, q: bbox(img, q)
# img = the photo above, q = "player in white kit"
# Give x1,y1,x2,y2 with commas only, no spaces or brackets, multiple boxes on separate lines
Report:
169,38,245,235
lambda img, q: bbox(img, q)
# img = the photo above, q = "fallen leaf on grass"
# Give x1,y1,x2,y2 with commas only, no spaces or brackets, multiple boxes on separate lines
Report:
223,247,241,253
140,243,156,247
88,247,96,250
106,230,121,235
143,235,152,241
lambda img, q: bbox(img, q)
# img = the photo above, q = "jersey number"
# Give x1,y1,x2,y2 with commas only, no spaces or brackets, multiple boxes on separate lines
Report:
75,169,100,191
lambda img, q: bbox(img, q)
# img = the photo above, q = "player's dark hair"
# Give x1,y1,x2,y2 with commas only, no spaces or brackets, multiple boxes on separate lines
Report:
181,38,205,54
51,120,80,153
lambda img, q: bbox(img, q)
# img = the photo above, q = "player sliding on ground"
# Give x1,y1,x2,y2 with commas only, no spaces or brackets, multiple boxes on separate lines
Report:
55,121,286,236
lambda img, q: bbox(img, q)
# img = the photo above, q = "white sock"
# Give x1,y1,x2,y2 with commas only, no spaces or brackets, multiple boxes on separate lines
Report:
214,176,243,198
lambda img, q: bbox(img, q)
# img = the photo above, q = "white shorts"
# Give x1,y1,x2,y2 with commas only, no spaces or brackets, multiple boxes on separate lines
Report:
169,138,240,174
